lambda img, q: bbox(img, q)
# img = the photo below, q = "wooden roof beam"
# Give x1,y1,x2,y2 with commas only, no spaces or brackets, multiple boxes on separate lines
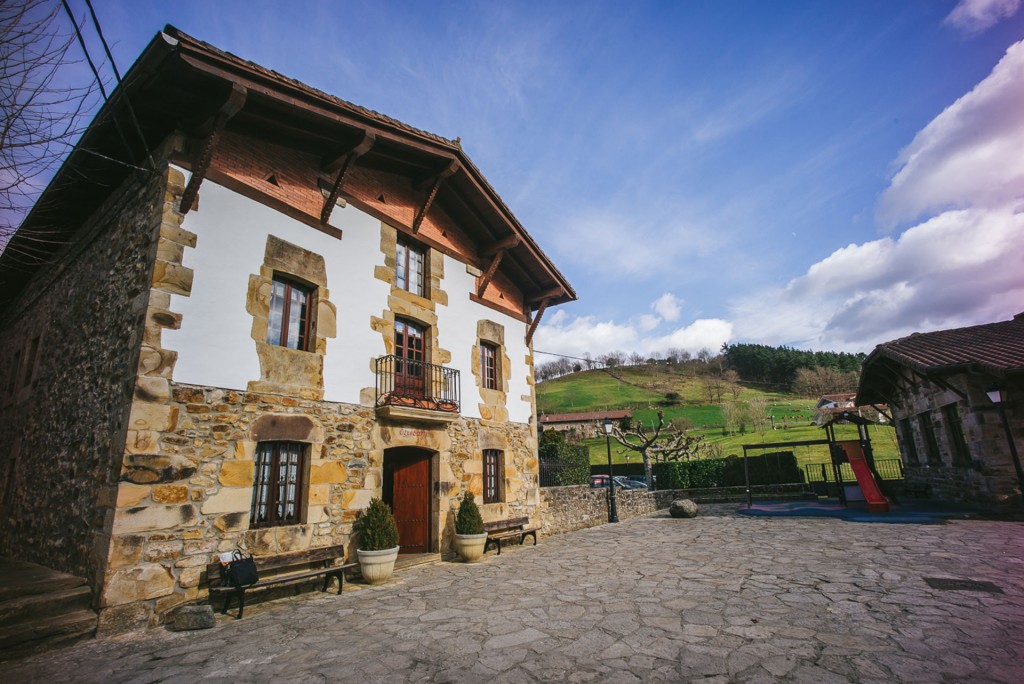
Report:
526,297,550,347
480,234,520,258
527,287,565,306
411,160,459,233
320,130,375,225
179,83,247,214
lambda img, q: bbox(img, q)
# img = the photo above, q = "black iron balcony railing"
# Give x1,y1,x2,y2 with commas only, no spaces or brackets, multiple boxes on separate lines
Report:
375,355,460,413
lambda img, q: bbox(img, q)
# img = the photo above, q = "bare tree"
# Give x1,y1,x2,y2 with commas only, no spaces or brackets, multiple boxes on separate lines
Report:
720,401,740,436
1,0,97,256
611,410,713,487
723,369,743,400
746,397,772,437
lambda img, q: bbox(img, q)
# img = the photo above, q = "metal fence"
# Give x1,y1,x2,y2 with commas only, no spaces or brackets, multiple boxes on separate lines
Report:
539,460,590,488
801,458,905,484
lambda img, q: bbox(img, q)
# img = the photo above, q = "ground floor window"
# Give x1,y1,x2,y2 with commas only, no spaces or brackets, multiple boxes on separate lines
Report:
943,404,971,467
250,441,305,528
483,449,503,503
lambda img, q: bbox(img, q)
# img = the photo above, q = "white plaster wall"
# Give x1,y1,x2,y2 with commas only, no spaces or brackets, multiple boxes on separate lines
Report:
166,169,533,420
439,256,533,424
165,171,389,403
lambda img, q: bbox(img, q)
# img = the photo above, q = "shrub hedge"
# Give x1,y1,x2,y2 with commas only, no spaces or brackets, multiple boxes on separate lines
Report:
539,441,591,486
653,451,802,489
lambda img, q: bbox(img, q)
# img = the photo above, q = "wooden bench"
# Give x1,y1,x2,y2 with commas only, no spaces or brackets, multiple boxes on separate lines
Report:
484,517,539,555
205,545,355,619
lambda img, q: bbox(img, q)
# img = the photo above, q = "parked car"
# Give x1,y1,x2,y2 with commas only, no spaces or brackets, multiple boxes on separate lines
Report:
590,474,610,488
614,476,648,490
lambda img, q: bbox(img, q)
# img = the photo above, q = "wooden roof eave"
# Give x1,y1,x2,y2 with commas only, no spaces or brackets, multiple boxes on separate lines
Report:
170,32,575,307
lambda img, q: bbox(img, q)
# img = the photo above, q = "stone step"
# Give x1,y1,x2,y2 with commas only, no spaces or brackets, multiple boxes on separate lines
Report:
0,560,86,603
0,609,97,662
0,585,93,626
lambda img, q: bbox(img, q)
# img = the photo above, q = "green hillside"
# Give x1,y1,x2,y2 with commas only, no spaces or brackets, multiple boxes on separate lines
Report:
537,366,899,470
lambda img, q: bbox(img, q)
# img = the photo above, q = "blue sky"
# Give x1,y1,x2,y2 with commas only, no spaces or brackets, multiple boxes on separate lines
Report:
78,0,1024,356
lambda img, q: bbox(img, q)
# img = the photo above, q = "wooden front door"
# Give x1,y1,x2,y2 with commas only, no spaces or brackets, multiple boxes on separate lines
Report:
394,319,426,397
384,448,432,554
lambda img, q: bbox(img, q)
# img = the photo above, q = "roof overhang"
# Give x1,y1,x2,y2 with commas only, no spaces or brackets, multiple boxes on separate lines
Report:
1,26,575,315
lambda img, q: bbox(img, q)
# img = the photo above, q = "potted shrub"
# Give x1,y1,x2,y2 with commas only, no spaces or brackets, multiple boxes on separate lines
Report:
453,492,487,562
355,498,400,584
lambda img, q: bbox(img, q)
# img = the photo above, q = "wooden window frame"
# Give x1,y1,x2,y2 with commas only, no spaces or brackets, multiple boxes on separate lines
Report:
483,449,503,504
267,276,314,352
918,412,941,465
250,441,306,529
480,341,500,391
899,418,919,465
396,235,428,298
942,404,971,468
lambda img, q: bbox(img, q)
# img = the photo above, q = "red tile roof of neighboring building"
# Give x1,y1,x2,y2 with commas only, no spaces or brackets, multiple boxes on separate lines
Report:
540,410,633,424
864,312,1024,376
857,313,1024,405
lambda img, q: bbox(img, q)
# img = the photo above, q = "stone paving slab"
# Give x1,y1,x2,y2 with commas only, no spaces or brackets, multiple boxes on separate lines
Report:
3,505,1024,682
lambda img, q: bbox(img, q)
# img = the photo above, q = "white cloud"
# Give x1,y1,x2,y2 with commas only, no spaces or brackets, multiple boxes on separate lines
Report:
535,313,732,359
637,314,661,332
945,0,1021,34
651,293,682,322
878,38,1024,228
732,38,1024,352
732,204,1024,351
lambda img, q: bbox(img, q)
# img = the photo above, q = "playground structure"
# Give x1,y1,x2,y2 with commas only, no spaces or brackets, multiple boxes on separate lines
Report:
741,411,893,512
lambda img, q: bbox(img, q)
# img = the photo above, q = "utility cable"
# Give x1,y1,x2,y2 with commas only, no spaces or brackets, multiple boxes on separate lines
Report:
60,0,139,172
82,0,155,171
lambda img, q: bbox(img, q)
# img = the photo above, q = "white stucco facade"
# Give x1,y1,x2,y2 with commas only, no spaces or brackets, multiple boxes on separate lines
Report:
163,171,534,423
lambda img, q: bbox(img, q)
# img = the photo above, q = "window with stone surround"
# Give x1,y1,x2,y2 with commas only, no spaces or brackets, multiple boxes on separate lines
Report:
899,418,919,464
267,276,314,351
396,235,427,297
250,441,306,528
483,449,503,504
942,404,971,468
918,412,942,465
481,341,500,390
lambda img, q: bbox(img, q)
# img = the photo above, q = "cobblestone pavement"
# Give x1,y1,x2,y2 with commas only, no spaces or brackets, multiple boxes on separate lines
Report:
4,505,1024,683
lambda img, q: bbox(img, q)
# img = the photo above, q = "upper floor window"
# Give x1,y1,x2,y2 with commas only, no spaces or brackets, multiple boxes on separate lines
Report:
483,449,503,504
481,342,499,390
267,276,312,351
250,441,306,528
396,236,427,297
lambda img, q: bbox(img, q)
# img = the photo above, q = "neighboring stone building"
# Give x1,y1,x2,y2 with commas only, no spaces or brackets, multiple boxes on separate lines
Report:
813,393,886,426
539,410,633,439
815,393,856,410
0,27,574,632
857,314,1024,508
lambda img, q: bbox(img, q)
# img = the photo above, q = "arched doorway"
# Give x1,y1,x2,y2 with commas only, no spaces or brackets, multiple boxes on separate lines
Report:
382,447,433,555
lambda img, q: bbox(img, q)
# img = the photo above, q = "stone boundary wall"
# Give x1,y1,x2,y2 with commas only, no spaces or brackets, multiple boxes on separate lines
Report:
538,484,812,536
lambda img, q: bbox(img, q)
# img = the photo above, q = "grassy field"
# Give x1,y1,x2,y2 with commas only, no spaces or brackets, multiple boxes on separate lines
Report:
538,366,899,471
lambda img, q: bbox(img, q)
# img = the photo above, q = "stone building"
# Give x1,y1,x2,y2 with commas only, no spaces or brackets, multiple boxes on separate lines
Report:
857,314,1024,508
0,27,574,632
539,410,633,440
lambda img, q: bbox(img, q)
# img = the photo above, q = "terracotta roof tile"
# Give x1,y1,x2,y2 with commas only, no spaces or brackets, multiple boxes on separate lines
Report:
540,410,633,423
869,313,1024,376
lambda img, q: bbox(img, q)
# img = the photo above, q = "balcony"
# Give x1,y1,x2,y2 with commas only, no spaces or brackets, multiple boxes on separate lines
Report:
375,355,460,423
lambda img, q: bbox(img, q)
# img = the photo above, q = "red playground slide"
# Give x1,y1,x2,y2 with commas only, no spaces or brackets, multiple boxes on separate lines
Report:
836,440,890,513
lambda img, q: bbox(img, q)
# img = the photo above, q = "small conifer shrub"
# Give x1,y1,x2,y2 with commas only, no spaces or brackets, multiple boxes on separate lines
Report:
455,492,485,535
356,498,399,551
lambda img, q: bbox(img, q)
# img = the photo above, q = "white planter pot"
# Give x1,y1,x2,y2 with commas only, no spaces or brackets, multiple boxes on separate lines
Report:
454,532,488,562
357,546,399,584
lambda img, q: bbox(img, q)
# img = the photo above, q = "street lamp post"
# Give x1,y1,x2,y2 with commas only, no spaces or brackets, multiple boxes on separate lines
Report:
603,418,619,523
986,386,1024,503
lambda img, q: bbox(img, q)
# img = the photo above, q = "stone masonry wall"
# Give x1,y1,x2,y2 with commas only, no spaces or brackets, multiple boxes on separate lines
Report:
892,373,1024,509
0,163,171,591
102,380,538,631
